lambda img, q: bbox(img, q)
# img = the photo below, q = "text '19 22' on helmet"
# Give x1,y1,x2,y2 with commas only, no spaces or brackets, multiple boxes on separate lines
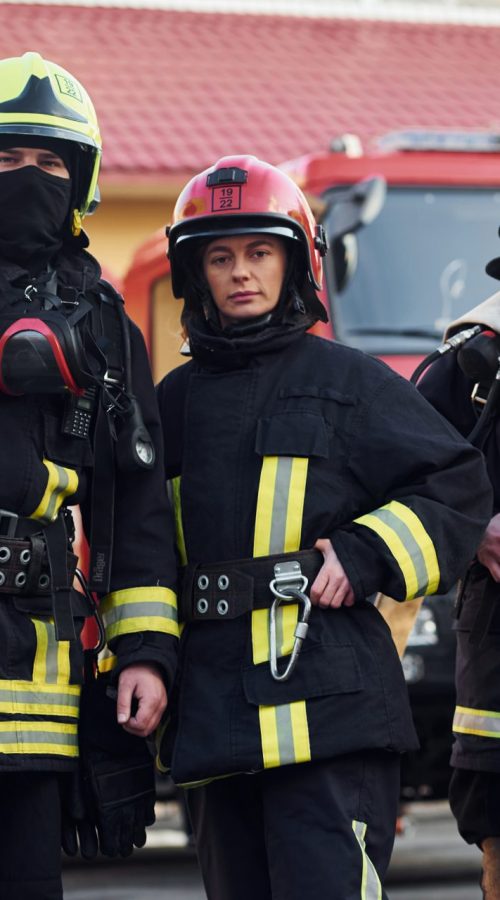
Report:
0,51,101,236
167,155,329,322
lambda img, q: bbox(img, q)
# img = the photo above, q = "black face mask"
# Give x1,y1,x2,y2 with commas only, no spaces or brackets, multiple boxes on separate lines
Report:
0,166,72,273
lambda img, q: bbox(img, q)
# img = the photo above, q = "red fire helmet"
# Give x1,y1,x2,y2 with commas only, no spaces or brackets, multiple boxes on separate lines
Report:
167,155,328,299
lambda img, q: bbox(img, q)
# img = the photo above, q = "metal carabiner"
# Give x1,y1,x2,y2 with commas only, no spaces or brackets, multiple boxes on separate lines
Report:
269,576,311,682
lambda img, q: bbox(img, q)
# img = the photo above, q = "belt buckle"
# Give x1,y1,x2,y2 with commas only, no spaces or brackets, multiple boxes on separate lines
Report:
0,509,18,538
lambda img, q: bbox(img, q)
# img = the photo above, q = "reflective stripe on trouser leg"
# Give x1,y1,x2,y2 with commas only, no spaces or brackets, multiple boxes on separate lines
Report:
352,820,383,900
252,455,311,769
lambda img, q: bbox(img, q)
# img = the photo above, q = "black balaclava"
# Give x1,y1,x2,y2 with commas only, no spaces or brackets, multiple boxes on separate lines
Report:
0,135,74,273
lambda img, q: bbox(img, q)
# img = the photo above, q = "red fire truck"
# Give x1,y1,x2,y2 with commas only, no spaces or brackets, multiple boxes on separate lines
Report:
122,130,500,801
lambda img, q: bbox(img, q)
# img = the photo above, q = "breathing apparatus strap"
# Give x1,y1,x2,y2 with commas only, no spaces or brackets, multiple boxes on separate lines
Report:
88,398,115,594
86,286,126,595
44,513,77,641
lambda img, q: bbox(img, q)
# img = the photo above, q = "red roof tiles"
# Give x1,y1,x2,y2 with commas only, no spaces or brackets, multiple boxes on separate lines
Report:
2,6,500,176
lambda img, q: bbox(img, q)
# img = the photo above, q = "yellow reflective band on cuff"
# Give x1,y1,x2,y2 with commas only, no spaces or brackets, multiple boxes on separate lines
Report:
354,500,440,599
100,586,179,641
0,720,78,756
352,820,383,900
0,680,80,717
105,616,179,641
30,459,78,524
453,705,500,738
259,700,311,769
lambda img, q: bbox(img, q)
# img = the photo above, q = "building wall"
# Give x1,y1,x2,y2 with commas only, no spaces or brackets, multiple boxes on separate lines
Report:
84,193,176,282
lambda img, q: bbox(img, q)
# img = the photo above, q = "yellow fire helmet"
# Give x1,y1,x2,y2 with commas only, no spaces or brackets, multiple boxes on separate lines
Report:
0,51,102,235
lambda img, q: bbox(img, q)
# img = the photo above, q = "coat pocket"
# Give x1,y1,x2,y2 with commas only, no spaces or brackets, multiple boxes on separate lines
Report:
255,411,329,458
242,642,363,707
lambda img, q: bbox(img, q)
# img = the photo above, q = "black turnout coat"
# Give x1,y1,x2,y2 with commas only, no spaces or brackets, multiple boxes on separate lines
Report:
0,248,178,771
157,313,491,786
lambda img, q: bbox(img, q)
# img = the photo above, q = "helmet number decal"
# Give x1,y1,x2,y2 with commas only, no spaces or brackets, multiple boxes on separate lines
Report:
211,185,242,212
55,73,83,103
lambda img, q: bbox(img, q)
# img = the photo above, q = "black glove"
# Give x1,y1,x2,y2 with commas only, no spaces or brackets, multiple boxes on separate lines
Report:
61,673,156,859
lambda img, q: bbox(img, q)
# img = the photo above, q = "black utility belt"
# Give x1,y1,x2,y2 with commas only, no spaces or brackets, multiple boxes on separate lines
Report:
180,548,323,624
0,533,90,617
0,532,57,596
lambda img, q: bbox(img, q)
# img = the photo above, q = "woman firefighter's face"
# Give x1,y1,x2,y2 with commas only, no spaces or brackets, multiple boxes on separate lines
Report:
202,233,287,327
0,147,70,179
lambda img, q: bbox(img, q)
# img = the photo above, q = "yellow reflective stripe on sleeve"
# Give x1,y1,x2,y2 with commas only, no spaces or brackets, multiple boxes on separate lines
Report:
388,501,440,594
169,476,187,566
31,618,71,685
453,705,500,738
100,585,179,641
252,454,311,769
0,680,80,717
0,720,78,756
259,700,310,769
352,820,383,900
354,500,440,599
30,459,78,524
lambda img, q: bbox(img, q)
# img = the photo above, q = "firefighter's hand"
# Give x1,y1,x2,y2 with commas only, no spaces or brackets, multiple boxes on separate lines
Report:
117,664,167,737
311,539,355,608
477,513,500,582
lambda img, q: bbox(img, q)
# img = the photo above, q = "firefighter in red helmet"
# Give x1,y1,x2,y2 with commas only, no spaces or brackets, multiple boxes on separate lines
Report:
0,52,178,899
156,155,491,900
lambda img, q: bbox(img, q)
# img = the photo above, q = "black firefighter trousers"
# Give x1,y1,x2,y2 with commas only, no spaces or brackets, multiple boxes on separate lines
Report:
186,749,400,900
0,771,63,900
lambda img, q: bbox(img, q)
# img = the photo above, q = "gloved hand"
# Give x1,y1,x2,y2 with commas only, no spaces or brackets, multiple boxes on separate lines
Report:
61,672,156,858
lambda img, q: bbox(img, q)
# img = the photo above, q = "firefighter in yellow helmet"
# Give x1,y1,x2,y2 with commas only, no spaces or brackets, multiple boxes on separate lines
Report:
0,53,178,899
155,155,492,900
